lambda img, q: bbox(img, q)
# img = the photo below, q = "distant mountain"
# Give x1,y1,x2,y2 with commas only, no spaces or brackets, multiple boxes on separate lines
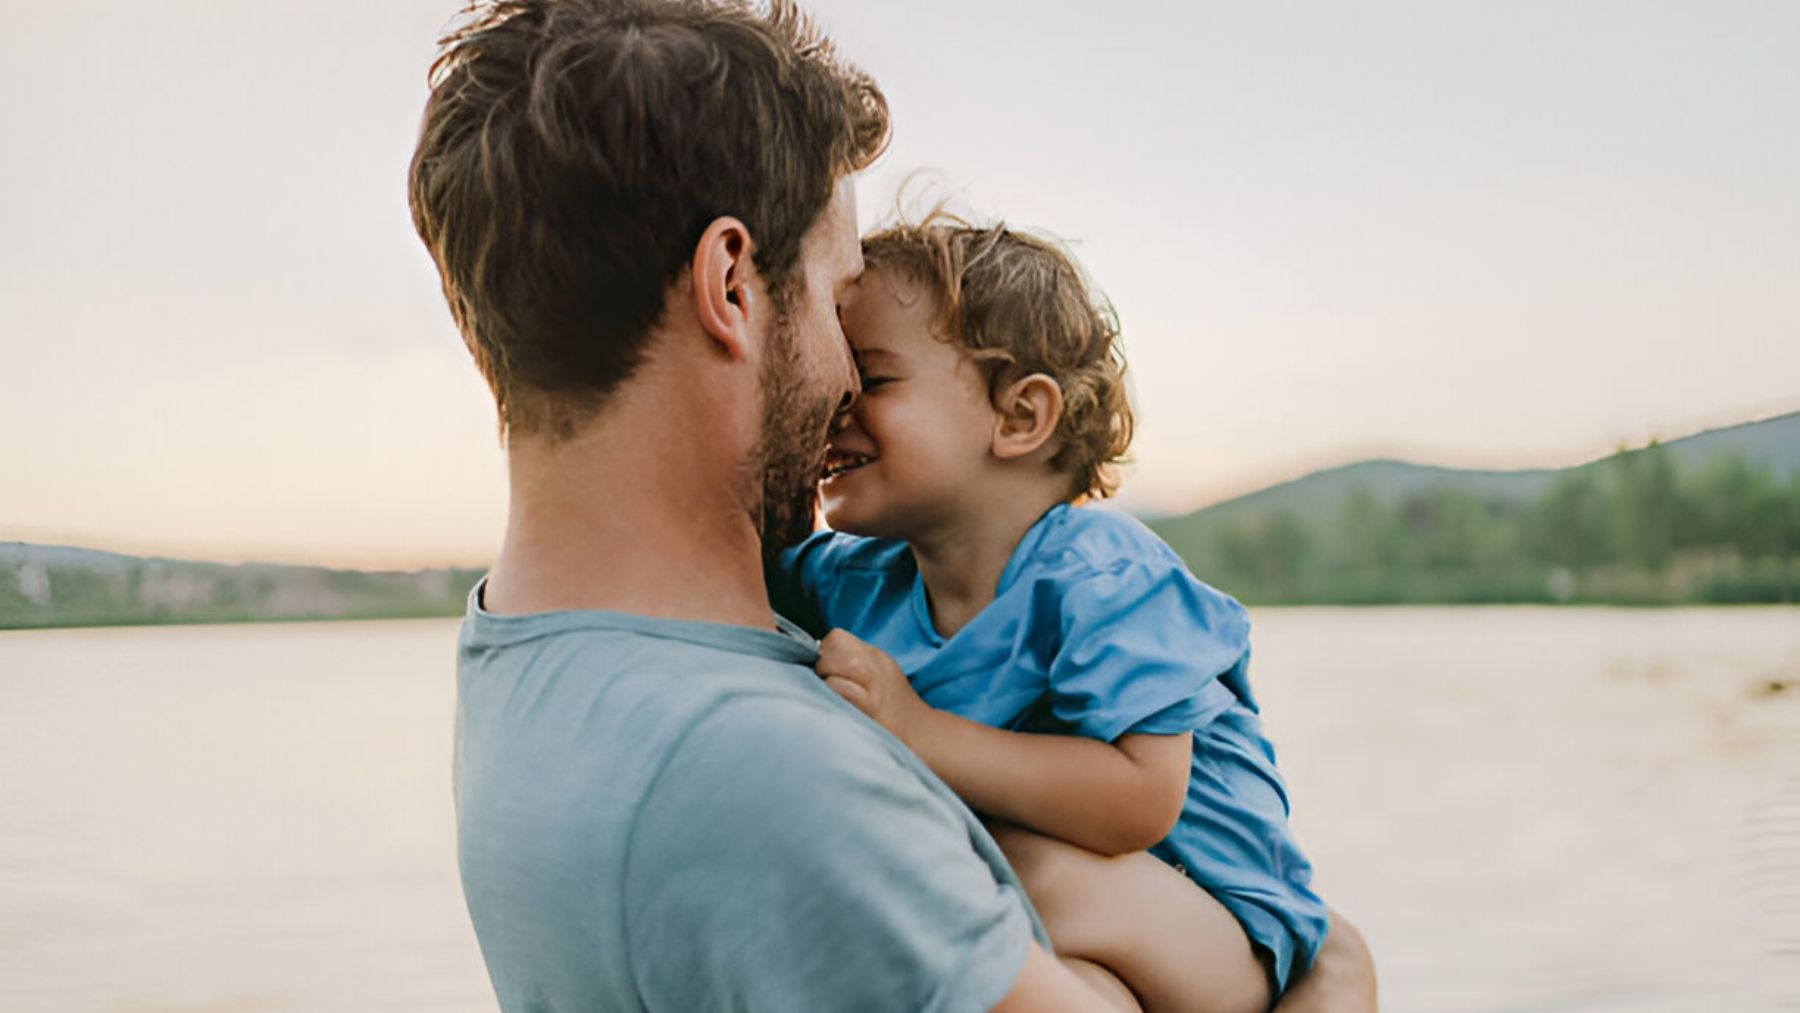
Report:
0,543,482,630
1155,459,1560,543
0,543,153,571
1147,411,1800,604
1656,412,1800,478
1153,412,1796,544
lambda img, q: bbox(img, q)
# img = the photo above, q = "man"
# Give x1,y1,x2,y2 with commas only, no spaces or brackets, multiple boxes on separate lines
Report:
409,1,1377,1009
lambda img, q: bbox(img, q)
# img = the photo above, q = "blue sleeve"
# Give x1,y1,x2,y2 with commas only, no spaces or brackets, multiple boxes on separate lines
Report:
1046,562,1249,742
624,695,1035,1013
767,530,842,639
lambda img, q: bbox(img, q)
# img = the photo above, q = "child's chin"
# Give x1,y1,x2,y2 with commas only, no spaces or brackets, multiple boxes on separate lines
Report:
821,510,875,537
821,500,892,539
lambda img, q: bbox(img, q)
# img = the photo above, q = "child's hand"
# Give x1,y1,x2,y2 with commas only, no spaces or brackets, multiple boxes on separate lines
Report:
815,629,930,745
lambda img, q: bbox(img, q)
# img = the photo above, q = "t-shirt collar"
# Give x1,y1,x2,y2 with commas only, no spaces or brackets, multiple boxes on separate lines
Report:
463,577,821,665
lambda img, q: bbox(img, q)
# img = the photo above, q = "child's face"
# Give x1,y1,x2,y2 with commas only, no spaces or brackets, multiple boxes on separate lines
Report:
820,268,999,540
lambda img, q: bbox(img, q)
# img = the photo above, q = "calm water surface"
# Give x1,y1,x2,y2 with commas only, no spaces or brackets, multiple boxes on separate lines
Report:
1,609,1796,1012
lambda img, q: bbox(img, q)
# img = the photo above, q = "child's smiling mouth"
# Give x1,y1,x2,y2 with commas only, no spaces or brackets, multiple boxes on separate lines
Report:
821,449,875,481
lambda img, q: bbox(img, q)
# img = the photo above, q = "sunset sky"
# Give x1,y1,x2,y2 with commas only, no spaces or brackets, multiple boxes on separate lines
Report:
3,1,1796,568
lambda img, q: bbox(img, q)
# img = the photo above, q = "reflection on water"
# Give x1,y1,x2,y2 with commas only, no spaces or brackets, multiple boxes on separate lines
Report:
1255,609,1800,1012
0,621,488,1013
1,610,1796,1012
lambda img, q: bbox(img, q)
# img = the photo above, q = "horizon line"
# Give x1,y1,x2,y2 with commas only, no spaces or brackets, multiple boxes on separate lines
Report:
9,400,1795,572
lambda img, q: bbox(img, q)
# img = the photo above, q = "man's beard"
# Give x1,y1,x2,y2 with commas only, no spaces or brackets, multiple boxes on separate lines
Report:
751,301,837,567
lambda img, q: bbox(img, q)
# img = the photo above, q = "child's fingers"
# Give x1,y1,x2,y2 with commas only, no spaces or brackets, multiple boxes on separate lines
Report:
818,628,868,656
815,651,866,684
823,675,872,713
817,632,880,681
815,636,849,671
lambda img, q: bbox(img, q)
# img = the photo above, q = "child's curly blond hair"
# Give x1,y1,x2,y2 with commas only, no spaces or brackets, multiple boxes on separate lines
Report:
861,211,1134,499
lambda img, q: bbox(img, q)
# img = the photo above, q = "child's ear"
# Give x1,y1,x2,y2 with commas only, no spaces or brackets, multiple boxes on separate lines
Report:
991,373,1063,461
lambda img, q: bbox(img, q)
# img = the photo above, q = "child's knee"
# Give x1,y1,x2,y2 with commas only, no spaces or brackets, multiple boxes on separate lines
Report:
986,822,1087,908
987,822,1051,876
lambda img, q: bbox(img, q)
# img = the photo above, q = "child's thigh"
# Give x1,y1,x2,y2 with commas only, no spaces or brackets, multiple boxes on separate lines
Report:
986,823,1270,1013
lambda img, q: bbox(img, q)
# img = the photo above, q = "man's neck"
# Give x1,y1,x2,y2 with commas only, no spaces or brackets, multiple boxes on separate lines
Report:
482,378,775,630
907,478,1070,639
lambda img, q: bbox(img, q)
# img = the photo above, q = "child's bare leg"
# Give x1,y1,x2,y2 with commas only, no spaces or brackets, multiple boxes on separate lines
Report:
989,822,1271,1013
1273,909,1377,1013
1065,958,1143,1012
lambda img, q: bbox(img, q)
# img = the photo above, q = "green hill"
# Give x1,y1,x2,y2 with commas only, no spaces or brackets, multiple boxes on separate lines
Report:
1149,412,1800,605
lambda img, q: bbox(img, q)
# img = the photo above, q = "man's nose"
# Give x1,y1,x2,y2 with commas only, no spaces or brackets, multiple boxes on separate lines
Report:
834,334,860,426
836,322,861,392
831,390,856,432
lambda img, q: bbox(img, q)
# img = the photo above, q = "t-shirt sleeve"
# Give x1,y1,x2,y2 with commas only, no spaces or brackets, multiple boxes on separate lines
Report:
624,694,1035,1013
1045,561,1250,743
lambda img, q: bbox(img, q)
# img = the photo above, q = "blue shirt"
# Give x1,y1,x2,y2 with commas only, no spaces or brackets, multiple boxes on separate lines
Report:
776,503,1329,991
455,585,1047,1012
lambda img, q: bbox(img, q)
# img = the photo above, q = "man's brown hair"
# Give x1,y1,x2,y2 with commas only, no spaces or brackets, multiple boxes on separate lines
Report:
409,0,888,438
861,213,1134,499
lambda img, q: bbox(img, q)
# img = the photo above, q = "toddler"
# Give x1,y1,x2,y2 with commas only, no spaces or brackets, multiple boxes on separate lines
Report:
774,215,1328,1012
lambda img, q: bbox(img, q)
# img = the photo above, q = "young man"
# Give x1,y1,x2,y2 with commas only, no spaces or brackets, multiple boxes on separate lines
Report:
408,1,1376,1009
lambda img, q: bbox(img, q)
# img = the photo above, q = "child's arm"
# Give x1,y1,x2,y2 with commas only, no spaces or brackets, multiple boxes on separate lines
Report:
816,629,1189,856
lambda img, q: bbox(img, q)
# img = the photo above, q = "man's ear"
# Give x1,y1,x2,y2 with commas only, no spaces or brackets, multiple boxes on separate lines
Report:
690,216,758,360
992,373,1063,460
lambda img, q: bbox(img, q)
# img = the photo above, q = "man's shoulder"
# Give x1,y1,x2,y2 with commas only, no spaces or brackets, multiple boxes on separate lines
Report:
653,683,896,775
455,614,853,806
453,617,1035,1012
639,686,959,841
622,689,1041,1013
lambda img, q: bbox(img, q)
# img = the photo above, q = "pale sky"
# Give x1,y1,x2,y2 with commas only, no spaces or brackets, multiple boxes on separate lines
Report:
3,1,1796,568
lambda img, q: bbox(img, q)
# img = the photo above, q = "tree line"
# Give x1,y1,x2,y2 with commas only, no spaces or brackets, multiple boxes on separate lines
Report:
1193,446,1799,605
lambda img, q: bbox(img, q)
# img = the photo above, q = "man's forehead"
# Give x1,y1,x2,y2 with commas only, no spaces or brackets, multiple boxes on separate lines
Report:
828,226,862,284
825,178,861,277
801,176,862,284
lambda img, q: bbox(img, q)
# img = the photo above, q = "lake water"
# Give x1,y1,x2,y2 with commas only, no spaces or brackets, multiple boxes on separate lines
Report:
1,609,1796,1012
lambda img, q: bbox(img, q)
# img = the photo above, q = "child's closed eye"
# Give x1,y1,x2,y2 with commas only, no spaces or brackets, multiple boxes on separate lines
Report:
860,375,896,390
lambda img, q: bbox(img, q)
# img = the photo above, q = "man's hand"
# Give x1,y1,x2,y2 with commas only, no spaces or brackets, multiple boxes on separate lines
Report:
816,629,932,745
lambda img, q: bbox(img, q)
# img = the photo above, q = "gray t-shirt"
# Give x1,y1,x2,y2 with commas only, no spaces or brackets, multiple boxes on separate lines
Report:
454,584,1047,1012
